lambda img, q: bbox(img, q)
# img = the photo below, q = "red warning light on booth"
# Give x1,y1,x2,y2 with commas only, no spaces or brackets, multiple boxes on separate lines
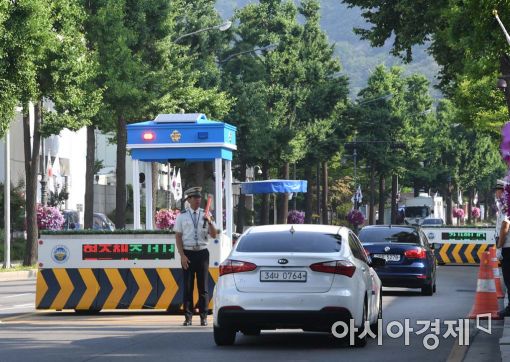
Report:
142,131,155,141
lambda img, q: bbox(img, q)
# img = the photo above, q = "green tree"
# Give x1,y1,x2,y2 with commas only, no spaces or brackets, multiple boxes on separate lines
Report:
85,1,231,228
83,0,170,229
0,1,101,264
297,0,349,224
342,0,510,132
349,66,407,223
231,0,325,223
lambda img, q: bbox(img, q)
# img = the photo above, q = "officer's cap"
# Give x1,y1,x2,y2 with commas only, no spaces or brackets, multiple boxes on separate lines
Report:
184,186,202,199
495,179,506,190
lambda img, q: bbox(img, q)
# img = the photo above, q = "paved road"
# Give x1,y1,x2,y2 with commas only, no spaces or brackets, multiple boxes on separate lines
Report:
0,266,503,362
0,279,35,317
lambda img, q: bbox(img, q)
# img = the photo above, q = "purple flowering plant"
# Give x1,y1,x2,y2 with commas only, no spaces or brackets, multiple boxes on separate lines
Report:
37,204,64,230
453,207,465,219
471,207,481,219
287,210,305,224
155,209,180,230
347,209,365,226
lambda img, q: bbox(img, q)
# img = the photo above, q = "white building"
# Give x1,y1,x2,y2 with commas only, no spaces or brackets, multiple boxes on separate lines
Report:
0,105,87,224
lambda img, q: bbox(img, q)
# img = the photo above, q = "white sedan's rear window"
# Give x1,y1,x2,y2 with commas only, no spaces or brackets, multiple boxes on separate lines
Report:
236,232,342,253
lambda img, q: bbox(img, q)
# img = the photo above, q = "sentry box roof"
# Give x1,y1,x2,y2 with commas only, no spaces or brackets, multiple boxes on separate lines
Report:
127,113,237,162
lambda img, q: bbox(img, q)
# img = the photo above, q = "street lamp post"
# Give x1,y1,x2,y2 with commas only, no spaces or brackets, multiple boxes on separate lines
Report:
175,21,232,43
3,129,10,268
494,11,510,116
446,175,453,225
218,44,278,64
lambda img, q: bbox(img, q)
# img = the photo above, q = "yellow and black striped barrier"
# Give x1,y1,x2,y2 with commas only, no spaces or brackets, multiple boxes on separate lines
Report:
36,268,219,311
435,243,490,264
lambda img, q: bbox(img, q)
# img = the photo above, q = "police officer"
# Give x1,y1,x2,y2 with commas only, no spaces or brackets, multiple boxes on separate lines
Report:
174,187,217,326
495,179,510,316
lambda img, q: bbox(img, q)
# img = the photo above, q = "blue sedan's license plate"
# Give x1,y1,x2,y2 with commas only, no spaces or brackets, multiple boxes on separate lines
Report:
373,253,401,261
260,270,307,282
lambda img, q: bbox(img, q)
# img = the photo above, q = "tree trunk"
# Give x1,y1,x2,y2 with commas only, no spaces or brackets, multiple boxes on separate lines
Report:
316,162,321,224
377,173,385,225
467,189,472,224
485,191,491,220
391,173,398,224
413,180,419,197
446,184,453,225
321,161,328,225
304,163,313,223
152,162,158,226
292,163,297,210
369,164,375,225
277,163,290,224
115,116,127,229
236,161,247,233
84,125,95,229
23,101,42,266
261,161,270,225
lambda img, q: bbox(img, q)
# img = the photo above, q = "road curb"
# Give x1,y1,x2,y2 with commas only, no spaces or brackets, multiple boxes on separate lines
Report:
0,269,38,282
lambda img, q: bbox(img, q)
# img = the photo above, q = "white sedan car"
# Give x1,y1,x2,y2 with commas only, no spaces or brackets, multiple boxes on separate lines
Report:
213,224,384,347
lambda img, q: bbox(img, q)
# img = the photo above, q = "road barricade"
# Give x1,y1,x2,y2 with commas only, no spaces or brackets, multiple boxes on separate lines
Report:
35,231,231,312
422,226,495,265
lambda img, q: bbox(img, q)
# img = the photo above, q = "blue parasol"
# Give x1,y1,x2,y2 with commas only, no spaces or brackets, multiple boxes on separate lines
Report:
240,179,307,194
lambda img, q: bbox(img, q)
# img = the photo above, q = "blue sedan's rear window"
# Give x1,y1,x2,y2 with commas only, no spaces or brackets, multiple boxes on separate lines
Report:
358,228,420,244
236,232,342,253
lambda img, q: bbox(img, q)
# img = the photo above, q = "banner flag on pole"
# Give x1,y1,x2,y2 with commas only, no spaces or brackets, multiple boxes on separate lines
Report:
175,169,182,201
170,167,176,198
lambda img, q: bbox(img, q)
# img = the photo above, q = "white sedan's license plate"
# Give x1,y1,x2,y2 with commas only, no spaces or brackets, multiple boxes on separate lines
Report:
373,254,401,262
260,270,307,282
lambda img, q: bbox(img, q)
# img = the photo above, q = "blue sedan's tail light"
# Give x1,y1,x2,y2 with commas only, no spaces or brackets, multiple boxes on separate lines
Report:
404,248,426,259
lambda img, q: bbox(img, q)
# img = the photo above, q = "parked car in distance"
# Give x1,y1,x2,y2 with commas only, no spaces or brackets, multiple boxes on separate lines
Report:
63,210,81,230
93,213,116,231
63,211,115,231
358,225,437,296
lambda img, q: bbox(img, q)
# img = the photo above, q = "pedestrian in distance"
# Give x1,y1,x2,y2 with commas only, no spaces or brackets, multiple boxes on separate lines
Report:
174,187,217,326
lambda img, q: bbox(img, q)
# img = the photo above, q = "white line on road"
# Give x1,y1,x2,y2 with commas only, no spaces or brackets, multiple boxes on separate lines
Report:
0,303,33,311
0,293,33,299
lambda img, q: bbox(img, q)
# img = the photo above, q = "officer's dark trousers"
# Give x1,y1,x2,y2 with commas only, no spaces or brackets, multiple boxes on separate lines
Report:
182,248,209,319
502,248,510,307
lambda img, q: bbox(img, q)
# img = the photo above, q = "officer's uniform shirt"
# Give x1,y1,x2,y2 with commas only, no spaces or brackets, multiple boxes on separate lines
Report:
496,201,510,248
174,207,216,250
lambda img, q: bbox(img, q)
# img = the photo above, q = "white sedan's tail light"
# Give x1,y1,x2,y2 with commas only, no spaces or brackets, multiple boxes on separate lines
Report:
309,260,356,278
219,259,257,276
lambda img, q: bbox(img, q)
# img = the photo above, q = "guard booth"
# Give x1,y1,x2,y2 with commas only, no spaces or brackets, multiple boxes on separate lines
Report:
35,114,236,312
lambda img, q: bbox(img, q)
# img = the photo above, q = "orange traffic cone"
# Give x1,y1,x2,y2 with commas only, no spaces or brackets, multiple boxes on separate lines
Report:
468,251,501,319
489,246,505,299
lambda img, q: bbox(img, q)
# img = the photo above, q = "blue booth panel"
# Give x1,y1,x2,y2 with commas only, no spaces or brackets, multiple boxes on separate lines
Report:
127,113,236,162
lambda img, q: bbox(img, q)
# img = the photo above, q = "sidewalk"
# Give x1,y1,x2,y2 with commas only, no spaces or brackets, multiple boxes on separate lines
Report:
462,318,504,362
463,293,509,361
499,317,510,361
0,264,37,282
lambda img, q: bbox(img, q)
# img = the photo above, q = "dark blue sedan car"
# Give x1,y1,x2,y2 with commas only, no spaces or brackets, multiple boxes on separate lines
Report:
358,225,437,296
